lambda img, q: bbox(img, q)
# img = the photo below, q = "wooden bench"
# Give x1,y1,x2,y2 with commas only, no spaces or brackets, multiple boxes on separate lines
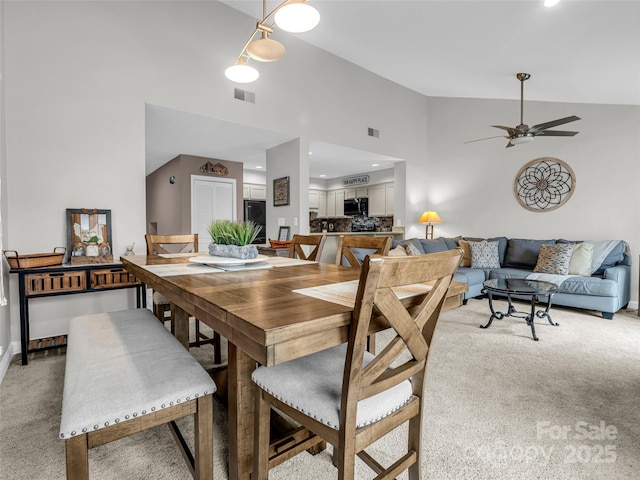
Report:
59,309,216,479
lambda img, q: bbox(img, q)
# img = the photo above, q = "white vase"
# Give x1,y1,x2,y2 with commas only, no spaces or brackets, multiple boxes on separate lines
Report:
85,244,99,256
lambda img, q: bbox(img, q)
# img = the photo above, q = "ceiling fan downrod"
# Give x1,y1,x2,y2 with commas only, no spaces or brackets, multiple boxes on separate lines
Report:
516,73,531,128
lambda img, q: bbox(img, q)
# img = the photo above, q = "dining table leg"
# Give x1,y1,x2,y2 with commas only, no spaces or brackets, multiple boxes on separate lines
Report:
172,305,190,349
227,342,257,480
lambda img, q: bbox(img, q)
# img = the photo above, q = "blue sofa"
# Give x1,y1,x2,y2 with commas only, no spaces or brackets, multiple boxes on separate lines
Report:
393,237,631,320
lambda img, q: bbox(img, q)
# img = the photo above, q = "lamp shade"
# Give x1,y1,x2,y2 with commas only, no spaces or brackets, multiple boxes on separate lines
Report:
225,63,259,83
418,211,442,224
247,37,286,62
275,3,320,33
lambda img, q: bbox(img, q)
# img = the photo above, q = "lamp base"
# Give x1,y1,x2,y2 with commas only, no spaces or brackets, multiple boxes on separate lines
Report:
426,224,435,239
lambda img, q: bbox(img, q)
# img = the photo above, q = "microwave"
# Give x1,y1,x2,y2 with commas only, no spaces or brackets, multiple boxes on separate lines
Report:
344,198,368,216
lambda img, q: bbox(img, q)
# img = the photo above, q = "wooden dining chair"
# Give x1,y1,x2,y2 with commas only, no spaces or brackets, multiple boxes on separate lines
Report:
289,234,327,262
252,248,463,480
145,234,222,363
334,235,392,268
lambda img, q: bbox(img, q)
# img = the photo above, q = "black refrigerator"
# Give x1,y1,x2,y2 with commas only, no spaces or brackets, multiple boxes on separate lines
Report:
244,199,266,244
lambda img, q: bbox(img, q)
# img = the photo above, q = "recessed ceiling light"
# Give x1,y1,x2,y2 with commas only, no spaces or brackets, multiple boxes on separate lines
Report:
255,165,263,169
319,174,326,177
309,152,313,155
544,0,560,6
371,163,379,167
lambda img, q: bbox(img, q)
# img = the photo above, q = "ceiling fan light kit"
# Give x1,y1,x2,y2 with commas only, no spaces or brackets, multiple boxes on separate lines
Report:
225,0,319,83
466,73,580,148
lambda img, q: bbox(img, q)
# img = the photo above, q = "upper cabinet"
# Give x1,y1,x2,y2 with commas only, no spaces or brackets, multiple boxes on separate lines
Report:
243,183,266,200
368,183,394,216
344,188,369,199
309,189,327,217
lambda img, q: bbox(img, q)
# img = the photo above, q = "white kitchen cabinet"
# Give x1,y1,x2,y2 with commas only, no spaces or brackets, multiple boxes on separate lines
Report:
326,191,336,217
385,184,395,215
335,190,345,216
243,183,266,200
368,183,394,216
344,188,355,199
318,191,327,217
309,190,320,208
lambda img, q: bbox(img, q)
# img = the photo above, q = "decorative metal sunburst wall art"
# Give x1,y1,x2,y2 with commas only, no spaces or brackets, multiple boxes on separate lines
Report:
514,157,575,212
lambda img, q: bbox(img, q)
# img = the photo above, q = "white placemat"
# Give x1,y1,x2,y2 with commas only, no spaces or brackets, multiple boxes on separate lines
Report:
293,281,433,307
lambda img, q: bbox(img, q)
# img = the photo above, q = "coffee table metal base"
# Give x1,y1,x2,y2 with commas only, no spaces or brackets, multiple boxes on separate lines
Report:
481,291,559,341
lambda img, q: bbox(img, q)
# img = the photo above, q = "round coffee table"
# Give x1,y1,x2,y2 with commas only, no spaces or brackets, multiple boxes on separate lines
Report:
481,278,559,341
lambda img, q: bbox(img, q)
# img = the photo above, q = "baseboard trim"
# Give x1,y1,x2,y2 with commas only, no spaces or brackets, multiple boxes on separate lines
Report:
0,342,17,385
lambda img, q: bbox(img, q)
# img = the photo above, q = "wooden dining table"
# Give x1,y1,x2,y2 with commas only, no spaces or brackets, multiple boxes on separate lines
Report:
121,253,467,480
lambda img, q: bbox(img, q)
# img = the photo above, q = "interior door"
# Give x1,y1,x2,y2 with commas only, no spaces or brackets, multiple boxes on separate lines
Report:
191,175,237,251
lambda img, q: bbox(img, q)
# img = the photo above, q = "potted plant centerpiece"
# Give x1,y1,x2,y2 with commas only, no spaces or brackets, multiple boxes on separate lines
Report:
207,220,262,260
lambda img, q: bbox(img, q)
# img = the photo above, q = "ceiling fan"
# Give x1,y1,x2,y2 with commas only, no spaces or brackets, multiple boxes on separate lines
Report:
466,73,580,148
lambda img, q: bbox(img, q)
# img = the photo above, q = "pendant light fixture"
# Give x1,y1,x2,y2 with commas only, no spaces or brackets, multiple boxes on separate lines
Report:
225,0,320,83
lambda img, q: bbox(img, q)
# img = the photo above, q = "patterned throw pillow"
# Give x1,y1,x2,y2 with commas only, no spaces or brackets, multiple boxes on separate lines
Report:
388,245,408,256
534,243,575,275
468,240,501,269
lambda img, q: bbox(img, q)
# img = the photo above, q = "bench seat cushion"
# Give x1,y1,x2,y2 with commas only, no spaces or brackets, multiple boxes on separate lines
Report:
59,309,216,439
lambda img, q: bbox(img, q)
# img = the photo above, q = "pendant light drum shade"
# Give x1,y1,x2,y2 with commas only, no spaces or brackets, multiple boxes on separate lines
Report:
274,3,320,33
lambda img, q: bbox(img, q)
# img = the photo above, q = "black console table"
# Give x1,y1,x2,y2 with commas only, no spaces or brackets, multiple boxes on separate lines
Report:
10,263,146,365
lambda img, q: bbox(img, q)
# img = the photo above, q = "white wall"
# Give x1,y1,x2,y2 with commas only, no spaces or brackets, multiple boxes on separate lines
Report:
425,96,640,305
2,0,430,350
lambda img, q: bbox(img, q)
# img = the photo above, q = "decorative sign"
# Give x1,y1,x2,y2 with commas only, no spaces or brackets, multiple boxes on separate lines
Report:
343,175,370,187
273,176,290,206
514,157,575,212
200,161,228,176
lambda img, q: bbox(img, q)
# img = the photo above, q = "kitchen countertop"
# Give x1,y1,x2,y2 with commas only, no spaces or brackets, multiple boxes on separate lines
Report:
309,231,404,236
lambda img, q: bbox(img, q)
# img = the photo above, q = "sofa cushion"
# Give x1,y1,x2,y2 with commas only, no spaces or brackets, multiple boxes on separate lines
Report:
406,238,425,254
469,240,501,269
503,238,556,269
417,238,449,254
438,236,462,250
534,243,575,275
568,242,593,276
458,240,472,267
464,237,508,265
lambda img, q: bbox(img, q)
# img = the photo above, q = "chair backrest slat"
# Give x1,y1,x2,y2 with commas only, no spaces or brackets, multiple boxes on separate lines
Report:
334,235,392,268
145,234,199,256
289,234,326,261
340,249,462,425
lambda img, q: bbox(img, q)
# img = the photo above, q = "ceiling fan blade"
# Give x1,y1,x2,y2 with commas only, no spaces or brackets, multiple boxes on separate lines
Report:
535,130,579,137
491,125,517,136
464,135,507,144
529,115,581,134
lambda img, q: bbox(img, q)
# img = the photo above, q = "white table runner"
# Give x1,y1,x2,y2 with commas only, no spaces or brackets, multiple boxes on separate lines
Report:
142,256,310,277
293,281,433,308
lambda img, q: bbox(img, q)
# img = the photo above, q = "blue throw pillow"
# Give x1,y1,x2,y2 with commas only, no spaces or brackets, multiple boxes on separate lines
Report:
418,239,449,253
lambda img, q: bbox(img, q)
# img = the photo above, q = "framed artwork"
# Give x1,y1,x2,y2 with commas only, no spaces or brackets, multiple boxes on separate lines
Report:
66,208,114,264
273,176,290,206
278,226,290,242
514,157,575,212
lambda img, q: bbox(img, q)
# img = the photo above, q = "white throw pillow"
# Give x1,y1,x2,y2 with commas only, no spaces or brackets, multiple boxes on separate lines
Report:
569,242,594,276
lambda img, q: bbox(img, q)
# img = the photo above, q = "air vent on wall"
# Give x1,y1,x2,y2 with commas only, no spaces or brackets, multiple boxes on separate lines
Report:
234,88,255,104
367,127,380,138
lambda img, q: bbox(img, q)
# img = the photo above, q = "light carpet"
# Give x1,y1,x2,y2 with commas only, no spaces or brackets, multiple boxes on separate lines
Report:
1,300,639,479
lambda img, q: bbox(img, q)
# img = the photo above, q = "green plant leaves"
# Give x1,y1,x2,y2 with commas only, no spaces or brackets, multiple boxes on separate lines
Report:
207,220,262,246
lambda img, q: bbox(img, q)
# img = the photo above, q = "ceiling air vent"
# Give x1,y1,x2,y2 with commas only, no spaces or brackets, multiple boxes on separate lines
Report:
367,127,380,138
234,88,255,104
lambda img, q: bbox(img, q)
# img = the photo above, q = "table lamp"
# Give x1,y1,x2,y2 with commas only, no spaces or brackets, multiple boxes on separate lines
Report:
418,211,441,239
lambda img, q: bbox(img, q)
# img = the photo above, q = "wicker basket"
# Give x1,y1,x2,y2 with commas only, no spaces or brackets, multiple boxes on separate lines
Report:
268,239,292,249
3,247,66,269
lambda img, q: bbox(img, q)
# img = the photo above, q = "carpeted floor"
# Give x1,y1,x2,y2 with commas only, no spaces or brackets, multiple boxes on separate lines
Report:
1,300,639,479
